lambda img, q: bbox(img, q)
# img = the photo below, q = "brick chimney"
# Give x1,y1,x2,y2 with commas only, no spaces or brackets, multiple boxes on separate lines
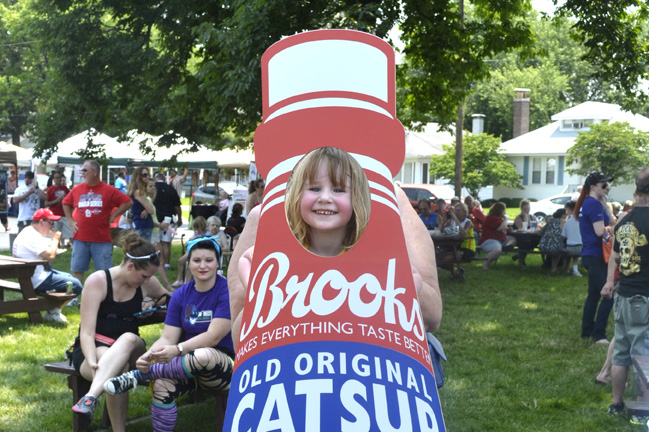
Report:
513,88,530,138
471,114,485,134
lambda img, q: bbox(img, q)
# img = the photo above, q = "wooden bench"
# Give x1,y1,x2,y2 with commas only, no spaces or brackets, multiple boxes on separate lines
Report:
0,255,76,323
44,361,110,432
44,360,229,432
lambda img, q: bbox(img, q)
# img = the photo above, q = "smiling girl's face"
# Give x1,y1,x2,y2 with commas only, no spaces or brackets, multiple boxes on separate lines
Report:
300,161,353,239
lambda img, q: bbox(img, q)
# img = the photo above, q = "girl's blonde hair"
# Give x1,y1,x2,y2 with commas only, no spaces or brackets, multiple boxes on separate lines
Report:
192,216,207,235
285,147,371,250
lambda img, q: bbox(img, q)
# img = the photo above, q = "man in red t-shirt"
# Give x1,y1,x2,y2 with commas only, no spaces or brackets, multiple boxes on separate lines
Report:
62,160,132,282
45,170,72,247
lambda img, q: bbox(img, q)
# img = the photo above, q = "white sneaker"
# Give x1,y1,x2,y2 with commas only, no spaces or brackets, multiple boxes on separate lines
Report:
66,298,78,307
573,270,582,277
43,308,68,323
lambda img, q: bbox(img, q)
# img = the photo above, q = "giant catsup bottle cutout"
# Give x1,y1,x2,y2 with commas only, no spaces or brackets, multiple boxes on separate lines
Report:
224,29,446,432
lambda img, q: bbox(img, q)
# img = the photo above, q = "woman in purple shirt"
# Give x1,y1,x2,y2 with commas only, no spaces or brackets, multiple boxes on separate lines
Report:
104,237,232,431
574,171,614,343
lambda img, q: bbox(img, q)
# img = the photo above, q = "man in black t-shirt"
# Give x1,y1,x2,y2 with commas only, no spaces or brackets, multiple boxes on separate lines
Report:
602,166,649,416
153,173,182,268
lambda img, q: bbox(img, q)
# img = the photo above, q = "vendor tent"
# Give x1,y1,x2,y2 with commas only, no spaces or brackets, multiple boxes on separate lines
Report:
42,129,253,171
0,141,34,166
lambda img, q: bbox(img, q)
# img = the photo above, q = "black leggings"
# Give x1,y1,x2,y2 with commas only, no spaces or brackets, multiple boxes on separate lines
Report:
154,347,233,405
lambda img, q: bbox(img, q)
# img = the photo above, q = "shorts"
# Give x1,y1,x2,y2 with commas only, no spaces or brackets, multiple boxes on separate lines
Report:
70,241,113,272
566,244,582,256
72,334,144,373
53,217,73,239
135,227,153,242
612,294,649,366
159,229,174,243
479,239,503,253
151,230,161,244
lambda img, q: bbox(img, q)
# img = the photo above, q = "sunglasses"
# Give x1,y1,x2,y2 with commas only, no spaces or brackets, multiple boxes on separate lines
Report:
81,168,94,173
141,173,150,177
42,219,55,225
126,250,161,263
600,182,609,189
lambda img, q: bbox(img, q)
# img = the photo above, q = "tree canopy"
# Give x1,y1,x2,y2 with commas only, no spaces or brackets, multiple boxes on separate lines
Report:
429,133,522,198
0,0,647,160
566,121,649,185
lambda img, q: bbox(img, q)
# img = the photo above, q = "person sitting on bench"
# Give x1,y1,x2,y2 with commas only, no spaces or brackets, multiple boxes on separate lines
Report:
12,208,82,323
70,232,169,429
104,237,233,432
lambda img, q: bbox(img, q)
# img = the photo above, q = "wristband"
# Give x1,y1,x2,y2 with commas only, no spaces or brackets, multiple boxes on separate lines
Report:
176,343,184,355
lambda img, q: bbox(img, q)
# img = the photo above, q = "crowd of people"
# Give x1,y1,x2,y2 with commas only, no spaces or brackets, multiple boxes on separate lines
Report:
15,154,648,427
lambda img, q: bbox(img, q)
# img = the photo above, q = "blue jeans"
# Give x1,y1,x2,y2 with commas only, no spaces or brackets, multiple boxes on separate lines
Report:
135,227,153,242
35,270,82,295
581,255,613,341
70,241,113,272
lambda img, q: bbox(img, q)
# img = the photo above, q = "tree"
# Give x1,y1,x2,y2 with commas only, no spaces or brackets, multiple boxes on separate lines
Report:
0,0,45,146
566,121,649,184
24,0,536,156
556,0,649,112
429,133,522,198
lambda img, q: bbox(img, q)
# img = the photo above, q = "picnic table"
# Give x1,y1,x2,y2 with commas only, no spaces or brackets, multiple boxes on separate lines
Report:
508,230,541,252
627,355,649,416
431,232,472,279
0,255,76,323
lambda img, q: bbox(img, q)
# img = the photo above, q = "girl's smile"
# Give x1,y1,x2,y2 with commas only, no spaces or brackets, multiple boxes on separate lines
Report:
300,162,353,238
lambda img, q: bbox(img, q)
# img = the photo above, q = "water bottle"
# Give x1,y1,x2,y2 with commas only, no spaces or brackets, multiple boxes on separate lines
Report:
65,281,73,294
530,218,536,231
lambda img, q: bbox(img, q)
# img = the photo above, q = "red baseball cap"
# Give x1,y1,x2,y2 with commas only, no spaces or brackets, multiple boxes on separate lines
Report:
33,208,61,222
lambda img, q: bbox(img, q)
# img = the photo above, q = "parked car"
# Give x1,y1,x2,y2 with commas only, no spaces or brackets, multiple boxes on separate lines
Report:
399,183,456,213
528,193,574,223
190,181,245,206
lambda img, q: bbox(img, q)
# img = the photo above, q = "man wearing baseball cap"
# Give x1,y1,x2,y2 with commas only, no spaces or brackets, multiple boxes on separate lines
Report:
12,208,82,323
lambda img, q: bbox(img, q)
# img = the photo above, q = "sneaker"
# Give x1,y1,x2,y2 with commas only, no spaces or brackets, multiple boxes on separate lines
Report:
608,402,625,415
104,370,139,395
572,270,582,277
629,414,649,425
43,308,68,323
164,264,171,269
72,395,99,419
66,298,78,308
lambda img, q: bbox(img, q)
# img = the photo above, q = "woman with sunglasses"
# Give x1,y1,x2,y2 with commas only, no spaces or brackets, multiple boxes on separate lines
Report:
574,171,615,344
71,232,170,428
126,166,155,241
104,237,233,432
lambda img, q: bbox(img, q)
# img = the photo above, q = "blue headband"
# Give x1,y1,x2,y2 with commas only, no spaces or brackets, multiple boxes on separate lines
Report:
186,235,222,261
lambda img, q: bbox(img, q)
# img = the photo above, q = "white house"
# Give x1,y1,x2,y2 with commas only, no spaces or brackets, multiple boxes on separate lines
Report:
393,122,453,184
495,101,649,202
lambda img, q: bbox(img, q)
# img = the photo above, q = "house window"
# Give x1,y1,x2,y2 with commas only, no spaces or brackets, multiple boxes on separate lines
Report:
531,157,557,185
402,162,413,183
532,158,542,184
546,158,556,184
422,163,429,184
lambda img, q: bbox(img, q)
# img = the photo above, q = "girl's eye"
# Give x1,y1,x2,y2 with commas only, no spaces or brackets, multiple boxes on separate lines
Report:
334,188,346,193
308,187,320,192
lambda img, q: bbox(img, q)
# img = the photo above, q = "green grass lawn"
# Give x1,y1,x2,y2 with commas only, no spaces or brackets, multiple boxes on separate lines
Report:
0,245,641,431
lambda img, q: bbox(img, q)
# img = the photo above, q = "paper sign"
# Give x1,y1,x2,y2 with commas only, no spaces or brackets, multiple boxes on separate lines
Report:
224,29,445,432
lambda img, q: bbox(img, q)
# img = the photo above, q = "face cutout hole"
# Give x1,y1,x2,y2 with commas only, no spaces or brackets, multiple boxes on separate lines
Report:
285,147,371,257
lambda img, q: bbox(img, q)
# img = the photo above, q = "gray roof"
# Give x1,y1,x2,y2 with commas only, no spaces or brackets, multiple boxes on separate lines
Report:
501,101,649,156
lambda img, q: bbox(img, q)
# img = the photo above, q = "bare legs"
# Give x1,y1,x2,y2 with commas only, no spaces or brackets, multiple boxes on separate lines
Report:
483,247,501,270
78,333,145,431
596,339,615,384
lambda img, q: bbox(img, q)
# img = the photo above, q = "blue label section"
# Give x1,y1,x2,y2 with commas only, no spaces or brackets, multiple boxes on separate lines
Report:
224,341,445,432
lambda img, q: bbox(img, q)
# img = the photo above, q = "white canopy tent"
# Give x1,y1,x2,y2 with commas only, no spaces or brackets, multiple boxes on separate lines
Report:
0,141,35,167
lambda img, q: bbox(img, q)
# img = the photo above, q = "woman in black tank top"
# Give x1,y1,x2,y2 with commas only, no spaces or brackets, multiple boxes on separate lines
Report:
71,233,170,428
